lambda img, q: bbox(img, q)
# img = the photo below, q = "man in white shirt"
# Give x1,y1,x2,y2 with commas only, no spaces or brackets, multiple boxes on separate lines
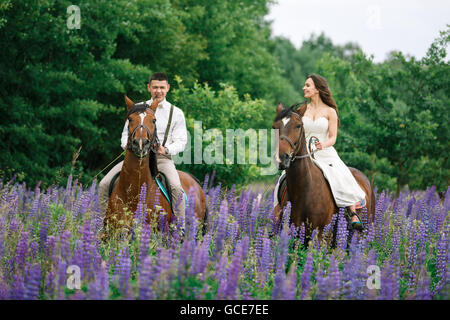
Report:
98,72,188,223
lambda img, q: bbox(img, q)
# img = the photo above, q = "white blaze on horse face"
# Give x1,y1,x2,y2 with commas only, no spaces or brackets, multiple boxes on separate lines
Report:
139,113,146,134
282,117,290,127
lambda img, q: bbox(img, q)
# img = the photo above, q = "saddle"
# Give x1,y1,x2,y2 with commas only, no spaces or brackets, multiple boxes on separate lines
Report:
108,170,186,212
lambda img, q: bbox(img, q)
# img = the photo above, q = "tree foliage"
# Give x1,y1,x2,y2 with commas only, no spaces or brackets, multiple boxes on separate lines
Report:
0,1,447,193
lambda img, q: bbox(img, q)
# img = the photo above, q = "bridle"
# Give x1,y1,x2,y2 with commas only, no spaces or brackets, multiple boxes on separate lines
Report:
278,111,319,162
127,106,160,157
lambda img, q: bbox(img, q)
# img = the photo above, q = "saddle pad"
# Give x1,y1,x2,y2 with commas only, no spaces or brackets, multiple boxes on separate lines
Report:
155,175,187,207
277,174,287,205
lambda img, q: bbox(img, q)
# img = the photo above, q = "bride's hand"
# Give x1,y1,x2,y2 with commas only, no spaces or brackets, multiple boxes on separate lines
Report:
315,140,324,150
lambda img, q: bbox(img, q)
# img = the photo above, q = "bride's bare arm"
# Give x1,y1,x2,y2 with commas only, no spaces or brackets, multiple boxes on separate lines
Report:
316,108,338,149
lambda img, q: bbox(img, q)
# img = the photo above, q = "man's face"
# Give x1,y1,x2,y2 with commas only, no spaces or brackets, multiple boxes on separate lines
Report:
147,80,170,102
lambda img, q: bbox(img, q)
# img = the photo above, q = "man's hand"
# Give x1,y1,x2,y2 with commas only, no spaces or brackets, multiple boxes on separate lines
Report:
157,145,166,154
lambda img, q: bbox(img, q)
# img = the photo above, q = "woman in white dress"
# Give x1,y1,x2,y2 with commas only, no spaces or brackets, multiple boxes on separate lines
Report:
273,74,366,229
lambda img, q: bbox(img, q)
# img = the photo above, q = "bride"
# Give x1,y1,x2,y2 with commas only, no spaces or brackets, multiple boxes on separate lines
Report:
273,74,366,230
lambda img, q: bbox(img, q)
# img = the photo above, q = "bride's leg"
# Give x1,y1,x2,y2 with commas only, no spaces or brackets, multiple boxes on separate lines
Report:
348,203,363,230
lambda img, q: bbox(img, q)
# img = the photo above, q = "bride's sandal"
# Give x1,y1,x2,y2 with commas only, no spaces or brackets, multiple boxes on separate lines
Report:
349,211,364,231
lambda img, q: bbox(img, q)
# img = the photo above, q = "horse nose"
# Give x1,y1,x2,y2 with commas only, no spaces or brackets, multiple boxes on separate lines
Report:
279,153,290,170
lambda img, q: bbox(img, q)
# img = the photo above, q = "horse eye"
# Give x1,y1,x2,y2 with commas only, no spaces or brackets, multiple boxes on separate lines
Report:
296,125,301,129
153,119,156,123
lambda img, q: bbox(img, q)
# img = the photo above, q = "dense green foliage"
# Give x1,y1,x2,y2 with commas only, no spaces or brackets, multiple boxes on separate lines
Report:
0,0,448,193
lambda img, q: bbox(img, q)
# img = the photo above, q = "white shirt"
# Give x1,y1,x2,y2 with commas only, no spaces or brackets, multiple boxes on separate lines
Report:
121,99,187,155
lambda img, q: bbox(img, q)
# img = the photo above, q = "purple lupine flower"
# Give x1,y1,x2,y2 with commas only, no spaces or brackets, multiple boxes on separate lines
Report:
379,261,398,300
219,237,248,299
191,234,211,276
45,235,56,265
435,232,448,282
249,193,262,236
272,268,286,300
336,208,349,251
215,200,228,255
314,269,329,300
215,252,229,291
328,254,342,299
80,221,95,281
117,247,131,296
342,250,366,300
300,252,314,299
45,271,55,299
259,236,272,286
9,218,19,236
202,173,209,194
416,268,432,300
185,188,198,241
208,170,216,191
24,263,41,300
15,231,28,272
89,262,109,300
281,202,291,230
323,213,337,239
29,241,38,260
282,263,298,300
366,220,375,244
135,183,147,224
255,227,264,261
58,230,71,262
374,192,387,243
405,196,415,218
71,239,83,272
138,256,155,300
177,239,192,279
237,191,249,235
298,223,306,246
39,211,50,252
139,223,151,267
275,226,290,272
9,274,25,299
390,225,401,266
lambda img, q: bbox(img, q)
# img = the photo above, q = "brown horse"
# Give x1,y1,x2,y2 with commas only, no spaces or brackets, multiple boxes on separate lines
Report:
273,103,375,241
104,96,206,236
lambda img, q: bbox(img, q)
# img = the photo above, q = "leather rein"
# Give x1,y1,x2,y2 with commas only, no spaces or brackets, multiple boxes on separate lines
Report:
279,111,319,162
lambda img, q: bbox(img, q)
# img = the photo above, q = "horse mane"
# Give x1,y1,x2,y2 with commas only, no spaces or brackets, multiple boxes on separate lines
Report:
274,102,307,122
126,102,149,119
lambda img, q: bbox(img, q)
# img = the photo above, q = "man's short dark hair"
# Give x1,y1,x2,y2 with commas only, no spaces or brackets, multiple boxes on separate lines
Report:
149,72,168,83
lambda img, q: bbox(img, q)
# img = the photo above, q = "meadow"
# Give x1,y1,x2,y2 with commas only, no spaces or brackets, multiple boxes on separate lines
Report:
0,174,448,300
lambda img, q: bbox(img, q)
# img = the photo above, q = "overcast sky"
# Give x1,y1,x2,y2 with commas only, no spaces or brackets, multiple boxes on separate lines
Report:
266,0,449,62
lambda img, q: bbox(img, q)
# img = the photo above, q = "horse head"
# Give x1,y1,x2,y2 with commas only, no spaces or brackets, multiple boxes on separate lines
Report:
273,102,307,170
124,95,159,160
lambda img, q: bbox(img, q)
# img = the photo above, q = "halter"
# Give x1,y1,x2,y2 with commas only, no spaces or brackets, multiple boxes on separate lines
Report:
279,111,319,162
127,106,159,155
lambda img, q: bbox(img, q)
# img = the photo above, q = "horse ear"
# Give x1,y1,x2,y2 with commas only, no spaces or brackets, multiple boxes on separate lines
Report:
124,95,134,111
296,102,307,116
276,102,284,115
149,98,159,113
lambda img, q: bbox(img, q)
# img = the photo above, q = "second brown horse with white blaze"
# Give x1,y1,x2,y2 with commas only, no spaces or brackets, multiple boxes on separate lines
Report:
273,103,375,241
104,96,206,235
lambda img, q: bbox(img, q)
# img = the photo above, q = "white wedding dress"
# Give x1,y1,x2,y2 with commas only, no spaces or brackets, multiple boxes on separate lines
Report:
274,116,366,208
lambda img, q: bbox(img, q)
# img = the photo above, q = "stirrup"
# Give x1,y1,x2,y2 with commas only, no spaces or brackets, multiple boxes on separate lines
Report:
349,211,364,231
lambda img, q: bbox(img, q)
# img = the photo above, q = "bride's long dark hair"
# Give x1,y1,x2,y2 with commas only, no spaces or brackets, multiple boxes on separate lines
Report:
307,74,340,127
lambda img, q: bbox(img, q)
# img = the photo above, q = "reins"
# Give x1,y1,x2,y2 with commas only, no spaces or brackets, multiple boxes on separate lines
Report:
279,111,320,162
90,106,159,183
